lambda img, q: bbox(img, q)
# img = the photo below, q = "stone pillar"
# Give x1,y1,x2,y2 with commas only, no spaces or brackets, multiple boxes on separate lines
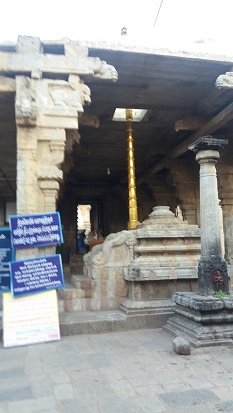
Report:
218,168,233,282
39,180,60,213
16,127,38,215
15,73,90,260
191,138,229,295
221,195,233,267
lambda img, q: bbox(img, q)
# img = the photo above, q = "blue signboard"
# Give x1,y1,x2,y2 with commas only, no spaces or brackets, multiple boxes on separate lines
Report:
0,227,13,292
10,254,64,297
9,212,63,249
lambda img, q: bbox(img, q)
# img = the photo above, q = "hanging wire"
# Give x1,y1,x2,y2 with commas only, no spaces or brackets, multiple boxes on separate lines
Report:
153,0,164,28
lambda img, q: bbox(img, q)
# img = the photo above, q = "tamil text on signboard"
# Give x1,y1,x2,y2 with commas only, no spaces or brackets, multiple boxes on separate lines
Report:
0,227,13,292
10,254,64,297
10,212,63,249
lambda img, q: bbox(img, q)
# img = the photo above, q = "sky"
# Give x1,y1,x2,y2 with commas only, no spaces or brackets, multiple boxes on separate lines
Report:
1,0,233,55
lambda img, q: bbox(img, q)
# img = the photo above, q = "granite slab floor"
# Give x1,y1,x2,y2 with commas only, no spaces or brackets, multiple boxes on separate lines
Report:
1,328,233,412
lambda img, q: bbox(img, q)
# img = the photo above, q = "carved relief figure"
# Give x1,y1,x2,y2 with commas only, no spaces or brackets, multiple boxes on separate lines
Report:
212,268,224,292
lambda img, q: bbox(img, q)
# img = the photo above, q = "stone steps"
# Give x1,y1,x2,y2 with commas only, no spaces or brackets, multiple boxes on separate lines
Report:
58,275,95,312
0,300,174,339
59,305,173,336
69,253,85,275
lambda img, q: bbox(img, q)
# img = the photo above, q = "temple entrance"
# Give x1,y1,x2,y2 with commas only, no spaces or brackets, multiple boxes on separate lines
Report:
76,201,104,254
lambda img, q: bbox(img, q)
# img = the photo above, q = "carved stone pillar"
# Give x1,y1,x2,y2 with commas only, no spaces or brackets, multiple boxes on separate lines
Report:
39,180,60,213
15,74,89,259
190,138,229,295
16,128,38,215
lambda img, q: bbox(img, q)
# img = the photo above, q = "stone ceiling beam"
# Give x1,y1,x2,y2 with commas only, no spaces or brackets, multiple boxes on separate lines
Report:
171,101,233,158
174,116,207,132
139,100,233,183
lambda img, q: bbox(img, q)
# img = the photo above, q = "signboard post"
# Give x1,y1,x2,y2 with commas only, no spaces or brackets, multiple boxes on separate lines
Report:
2,211,65,348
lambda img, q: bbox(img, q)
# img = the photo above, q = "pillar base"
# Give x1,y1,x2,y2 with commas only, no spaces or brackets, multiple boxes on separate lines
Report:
164,291,233,347
198,256,229,295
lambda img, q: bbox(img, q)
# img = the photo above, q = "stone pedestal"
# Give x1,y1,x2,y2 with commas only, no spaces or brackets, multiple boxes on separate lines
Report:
124,206,201,283
165,292,233,347
165,137,233,347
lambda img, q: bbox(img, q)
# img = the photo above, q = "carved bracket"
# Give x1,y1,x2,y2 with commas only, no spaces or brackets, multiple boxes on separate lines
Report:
216,72,233,90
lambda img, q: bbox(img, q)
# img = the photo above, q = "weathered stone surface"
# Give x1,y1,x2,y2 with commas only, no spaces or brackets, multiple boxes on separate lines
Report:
160,388,218,407
0,36,118,81
173,292,224,311
125,206,201,281
172,336,191,355
83,230,136,310
216,71,233,89
165,314,233,347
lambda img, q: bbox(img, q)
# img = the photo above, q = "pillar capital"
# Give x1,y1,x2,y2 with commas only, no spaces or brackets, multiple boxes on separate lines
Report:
196,149,220,164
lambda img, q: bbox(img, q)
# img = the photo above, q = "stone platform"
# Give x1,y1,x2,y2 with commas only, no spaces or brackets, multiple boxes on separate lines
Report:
165,291,233,347
0,300,174,340
59,299,174,336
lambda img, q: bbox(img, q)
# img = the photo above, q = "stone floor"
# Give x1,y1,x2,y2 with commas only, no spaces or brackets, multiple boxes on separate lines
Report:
1,328,233,412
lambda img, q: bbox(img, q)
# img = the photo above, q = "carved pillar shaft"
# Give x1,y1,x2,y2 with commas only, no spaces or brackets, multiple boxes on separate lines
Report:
197,150,222,257
194,146,229,295
39,180,60,212
16,127,38,215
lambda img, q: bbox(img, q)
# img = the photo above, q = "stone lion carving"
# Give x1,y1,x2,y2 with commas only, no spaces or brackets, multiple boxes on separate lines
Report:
92,60,118,82
215,72,233,90
83,230,136,279
102,230,136,263
15,77,37,125
48,75,91,112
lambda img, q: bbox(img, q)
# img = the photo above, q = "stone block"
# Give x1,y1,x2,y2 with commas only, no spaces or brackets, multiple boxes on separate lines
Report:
172,336,191,355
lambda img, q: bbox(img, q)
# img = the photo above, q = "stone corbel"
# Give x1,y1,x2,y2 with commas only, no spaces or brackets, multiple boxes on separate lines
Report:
90,59,118,82
38,178,60,212
38,166,63,183
216,72,233,90
16,74,92,129
48,75,91,114
15,76,38,126
65,129,81,153
49,139,66,168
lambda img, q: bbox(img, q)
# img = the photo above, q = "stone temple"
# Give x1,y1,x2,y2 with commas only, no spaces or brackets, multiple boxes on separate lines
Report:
0,35,233,345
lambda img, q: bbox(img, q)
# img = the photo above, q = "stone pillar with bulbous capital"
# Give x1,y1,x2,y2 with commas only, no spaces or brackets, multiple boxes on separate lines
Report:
190,138,229,295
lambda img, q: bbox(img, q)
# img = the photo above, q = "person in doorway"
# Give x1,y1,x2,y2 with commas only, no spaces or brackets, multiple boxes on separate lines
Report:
77,229,87,253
